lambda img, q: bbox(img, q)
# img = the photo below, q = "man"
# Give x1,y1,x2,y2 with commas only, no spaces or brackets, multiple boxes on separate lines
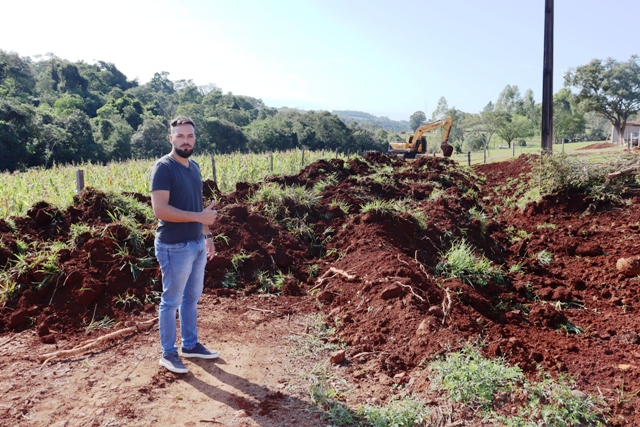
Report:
150,116,219,374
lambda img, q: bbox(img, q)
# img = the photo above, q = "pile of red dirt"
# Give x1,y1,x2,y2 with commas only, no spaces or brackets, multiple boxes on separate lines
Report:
579,142,617,150
1,152,640,424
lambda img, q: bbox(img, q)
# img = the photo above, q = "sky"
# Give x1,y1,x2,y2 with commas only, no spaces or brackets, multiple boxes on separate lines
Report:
1,0,638,121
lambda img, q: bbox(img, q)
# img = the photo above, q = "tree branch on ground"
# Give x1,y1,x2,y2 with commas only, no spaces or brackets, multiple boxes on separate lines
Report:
39,317,158,366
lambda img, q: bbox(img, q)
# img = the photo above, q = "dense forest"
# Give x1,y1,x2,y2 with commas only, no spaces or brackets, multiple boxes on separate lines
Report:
0,50,615,172
0,51,407,172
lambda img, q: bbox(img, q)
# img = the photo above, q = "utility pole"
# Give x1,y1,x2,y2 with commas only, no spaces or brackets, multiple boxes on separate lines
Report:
541,0,554,155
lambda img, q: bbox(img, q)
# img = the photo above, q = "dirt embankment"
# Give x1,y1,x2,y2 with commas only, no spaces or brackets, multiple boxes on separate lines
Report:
1,152,640,425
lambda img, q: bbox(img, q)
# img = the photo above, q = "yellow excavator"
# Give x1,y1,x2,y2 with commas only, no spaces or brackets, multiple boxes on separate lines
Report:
388,116,454,158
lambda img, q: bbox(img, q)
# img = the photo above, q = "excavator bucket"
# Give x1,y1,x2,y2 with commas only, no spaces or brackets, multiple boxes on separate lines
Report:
441,143,454,157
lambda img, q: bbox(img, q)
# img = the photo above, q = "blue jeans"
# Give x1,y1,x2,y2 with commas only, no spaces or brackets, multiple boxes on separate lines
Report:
155,237,207,357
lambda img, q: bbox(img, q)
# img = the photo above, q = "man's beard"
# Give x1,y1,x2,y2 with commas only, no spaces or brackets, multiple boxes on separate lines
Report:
174,147,193,158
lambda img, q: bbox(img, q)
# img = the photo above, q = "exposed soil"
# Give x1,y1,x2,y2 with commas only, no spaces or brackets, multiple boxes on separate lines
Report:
579,142,618,150
1,151,640,426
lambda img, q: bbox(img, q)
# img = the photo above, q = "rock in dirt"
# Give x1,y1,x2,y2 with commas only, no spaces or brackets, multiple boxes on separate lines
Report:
616,330,640,344
330,349,346,364
416,317,437,335
41,334,57,344
316,290,334,303
380,283,404,300
528,303,568,328
616,255,640,276
575,242,603,257
427,305,444,317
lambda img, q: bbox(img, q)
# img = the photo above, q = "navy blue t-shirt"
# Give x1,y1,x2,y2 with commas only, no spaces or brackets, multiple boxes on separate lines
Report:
150,155,204,244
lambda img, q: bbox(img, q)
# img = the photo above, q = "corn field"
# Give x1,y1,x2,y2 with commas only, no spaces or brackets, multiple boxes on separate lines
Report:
0,150,346,219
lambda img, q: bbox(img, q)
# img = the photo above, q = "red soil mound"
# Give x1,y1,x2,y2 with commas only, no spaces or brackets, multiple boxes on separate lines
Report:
2,152,640,423
579,142,617,150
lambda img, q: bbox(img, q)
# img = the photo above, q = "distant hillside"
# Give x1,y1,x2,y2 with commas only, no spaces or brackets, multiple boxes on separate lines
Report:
333,110,411,133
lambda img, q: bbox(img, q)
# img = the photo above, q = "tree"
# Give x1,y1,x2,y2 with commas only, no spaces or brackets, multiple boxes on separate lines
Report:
245,118,297,152
565,56,640,145
131,119,168,159
432,97,449,120
53,94,86,116
94,61,137,91
200,117,247,153
409,110,426,131
96,94,145,130
175,79,203,104
293,110,352,151
0,50,35,97
522,89,540,126
496,84,524,115
463,133,487,152
583,112,610,141
494,112,535,148
553,88,585,143
149,71,175,95
0,98,39,171
478,103,500,149
348,122,387,152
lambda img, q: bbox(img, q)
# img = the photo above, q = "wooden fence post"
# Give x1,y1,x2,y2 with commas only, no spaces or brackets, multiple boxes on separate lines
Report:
210,154,217,184
483,146,486,164
76,170,84,195
301,148,305,168
467,151,471,166
512,143,515,157
270,151,274,172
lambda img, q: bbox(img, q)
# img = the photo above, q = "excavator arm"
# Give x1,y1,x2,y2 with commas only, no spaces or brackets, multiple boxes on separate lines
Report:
388,115,454,158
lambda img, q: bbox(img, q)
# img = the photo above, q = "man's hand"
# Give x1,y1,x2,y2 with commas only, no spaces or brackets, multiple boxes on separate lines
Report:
200,201,218,225
205,239,216,260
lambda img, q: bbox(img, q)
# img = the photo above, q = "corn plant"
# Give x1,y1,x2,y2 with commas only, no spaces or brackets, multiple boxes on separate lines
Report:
1,150,344,219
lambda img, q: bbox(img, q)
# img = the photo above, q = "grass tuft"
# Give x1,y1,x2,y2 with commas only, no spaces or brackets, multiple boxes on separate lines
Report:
436,239,504,287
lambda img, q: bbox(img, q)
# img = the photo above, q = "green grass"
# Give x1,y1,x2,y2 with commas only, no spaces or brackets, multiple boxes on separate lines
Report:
430,344,607,426
288,314,341,358
358,397,430,427
359,198,397,216
448,140,626,166
306,341,608,426
436,239,504,287
248,182,320,218
430,343,524,411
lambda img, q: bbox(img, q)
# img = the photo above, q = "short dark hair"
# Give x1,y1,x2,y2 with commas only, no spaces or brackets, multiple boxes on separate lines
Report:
170,116,195,132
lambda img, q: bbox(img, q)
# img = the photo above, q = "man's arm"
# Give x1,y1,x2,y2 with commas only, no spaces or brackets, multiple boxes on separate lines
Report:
151,190,218,225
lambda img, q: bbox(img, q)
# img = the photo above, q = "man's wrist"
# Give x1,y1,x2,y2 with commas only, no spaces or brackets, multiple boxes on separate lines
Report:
203,233,213,239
